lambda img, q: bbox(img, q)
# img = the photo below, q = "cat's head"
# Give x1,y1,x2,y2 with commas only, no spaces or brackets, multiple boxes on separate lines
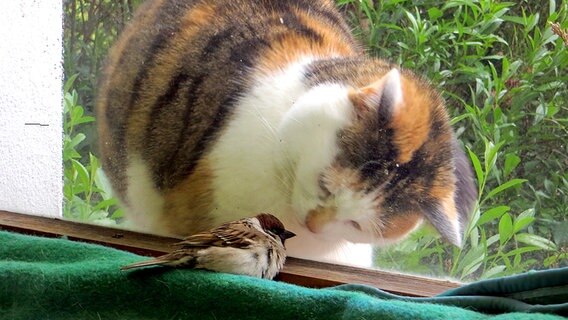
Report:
278,65,477,247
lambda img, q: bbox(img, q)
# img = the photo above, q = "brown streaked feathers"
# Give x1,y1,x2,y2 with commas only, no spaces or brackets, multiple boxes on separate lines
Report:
120,213,296,280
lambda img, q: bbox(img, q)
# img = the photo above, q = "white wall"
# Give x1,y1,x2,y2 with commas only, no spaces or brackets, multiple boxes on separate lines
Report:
0,1,63,217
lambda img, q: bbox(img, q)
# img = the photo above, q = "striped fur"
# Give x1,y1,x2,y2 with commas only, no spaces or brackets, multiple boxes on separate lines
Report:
97,0,477,266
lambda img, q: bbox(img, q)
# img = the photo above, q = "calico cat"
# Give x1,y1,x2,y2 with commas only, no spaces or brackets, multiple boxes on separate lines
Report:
96,0,477,266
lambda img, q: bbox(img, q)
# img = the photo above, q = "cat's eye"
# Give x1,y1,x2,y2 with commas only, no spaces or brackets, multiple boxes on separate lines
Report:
349,220,362,231
360,160,383,179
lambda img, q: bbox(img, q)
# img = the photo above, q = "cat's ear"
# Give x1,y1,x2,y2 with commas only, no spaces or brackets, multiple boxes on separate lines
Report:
424,143,478,248
348,68,404,119
431,142,477,247
350,68,433,164
423,198,463,247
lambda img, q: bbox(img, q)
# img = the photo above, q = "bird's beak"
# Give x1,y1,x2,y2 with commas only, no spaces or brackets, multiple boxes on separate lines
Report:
279,230,296,244
282,230,296,239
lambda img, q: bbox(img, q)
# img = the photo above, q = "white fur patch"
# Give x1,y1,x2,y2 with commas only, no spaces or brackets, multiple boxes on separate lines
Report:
207,60,314,224
278,83,354,218
284,217,374,267
382,68,404,113
124,155,165,233
325,190,382,244
208,60,377,266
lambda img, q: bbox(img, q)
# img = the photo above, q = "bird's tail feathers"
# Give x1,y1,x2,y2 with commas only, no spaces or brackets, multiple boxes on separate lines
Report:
121,251,196,271
120,257,171,271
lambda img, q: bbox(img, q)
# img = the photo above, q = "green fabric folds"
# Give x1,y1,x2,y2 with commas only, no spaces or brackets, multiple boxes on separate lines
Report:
0,230,565,320
335,265,568,315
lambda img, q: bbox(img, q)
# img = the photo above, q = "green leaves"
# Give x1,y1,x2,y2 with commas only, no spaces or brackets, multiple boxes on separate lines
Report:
467,147,484,194
498,213,514,245
457,245,486,279
485,179,527,203
513,209,535,233
63,133,85,161
63,75,121,224
477,206,509,226
503,154,521,177
427,7,443,21
515,233,557,251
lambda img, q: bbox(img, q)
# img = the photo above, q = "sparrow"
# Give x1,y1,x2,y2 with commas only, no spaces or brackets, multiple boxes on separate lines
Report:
121,213,296,279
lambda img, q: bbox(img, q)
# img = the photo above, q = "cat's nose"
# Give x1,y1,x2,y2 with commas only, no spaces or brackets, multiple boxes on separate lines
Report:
305,206,336,233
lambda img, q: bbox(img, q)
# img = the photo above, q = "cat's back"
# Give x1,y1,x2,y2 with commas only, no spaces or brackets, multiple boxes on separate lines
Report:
96,0,360,234
97,0,354,194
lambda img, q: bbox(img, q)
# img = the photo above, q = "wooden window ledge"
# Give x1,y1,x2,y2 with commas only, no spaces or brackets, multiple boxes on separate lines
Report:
0,210,460,297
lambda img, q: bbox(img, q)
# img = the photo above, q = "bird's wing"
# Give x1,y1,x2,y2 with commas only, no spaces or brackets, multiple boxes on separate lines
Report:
173,221,259,249
121,249,198,270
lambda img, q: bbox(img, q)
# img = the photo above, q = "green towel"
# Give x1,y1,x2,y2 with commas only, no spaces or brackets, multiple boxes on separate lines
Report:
0,230,565,320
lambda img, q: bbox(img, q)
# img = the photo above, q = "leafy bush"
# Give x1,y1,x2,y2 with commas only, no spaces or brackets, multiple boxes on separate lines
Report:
338,0,567,280
63,0,568,280
63,75,123,225
62,0,140,224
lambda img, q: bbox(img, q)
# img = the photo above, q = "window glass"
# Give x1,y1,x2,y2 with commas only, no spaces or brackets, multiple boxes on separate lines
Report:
62,0,568,281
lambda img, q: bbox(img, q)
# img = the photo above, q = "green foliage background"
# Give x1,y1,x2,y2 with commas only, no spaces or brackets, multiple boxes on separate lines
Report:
63,0,568,281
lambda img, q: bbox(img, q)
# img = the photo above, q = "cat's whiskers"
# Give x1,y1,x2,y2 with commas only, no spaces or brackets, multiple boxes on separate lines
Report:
367,216,385,241
250,108,298,193
289,206,306,227
250,106,278,138
278,112,313,197
285,113,305,126
273,172,294,199
227,124,293,201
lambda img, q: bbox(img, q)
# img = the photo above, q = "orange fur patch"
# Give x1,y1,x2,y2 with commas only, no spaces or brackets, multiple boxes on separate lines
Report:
159,159,215,237
390,78,432,164
306,206,337,233
437,190,459,223
347,88,374,116
257,11,357,72
381,213,422,240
